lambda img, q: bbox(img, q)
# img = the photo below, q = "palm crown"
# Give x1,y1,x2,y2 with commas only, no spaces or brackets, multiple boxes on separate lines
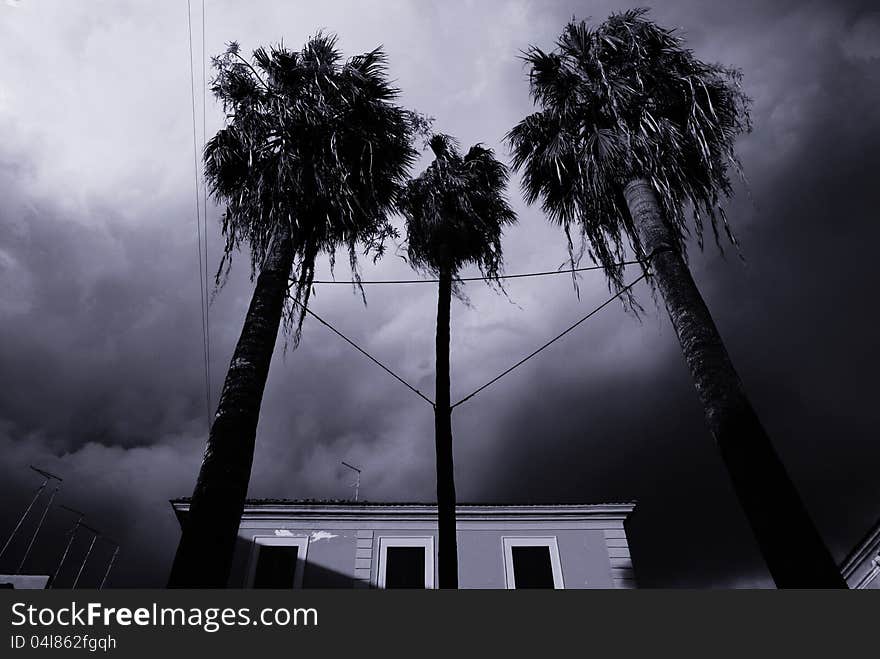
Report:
205,34,418,339
507,9,751,290
400,134,517,281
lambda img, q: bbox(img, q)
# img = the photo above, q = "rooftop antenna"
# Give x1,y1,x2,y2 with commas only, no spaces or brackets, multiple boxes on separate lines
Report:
71,524,100,590
341,461,362,502
0,466,63,562
50,506,85,588
16,481,61,574
98,541,120,590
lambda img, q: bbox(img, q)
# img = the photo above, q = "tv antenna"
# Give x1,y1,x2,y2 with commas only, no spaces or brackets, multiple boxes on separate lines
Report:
50,505,85,587
0,466,63,562
16,481,61,574
341,461,362,502
71,524,100,589
99,542,120,590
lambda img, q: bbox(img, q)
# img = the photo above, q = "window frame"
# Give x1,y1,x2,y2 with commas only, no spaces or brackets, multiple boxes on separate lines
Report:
246,535,309,589
502,536,564,589
376,536,435,589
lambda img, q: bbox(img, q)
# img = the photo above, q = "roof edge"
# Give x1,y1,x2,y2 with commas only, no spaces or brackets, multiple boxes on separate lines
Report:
840,516,880,576
170,499,637,526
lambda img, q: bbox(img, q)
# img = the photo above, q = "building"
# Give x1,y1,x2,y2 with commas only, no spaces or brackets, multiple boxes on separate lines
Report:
0,575,49,589
171,499,637,589
840,517,880,589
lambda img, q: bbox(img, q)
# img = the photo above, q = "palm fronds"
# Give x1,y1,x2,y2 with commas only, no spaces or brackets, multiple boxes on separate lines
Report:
400,133,517,285
205,34,421,343
506,8,751,292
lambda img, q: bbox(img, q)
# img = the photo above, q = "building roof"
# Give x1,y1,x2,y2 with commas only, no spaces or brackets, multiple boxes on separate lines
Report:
840,516,880,578
169,497,637,525
171,497,637,507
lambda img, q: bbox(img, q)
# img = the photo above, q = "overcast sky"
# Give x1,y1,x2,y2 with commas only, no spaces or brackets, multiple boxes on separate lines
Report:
0,0,878,588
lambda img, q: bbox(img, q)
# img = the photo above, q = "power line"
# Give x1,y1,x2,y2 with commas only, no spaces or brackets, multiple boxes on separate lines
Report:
450,273,647,410
290,298,434,407
289,260,640,287
186,0,211,432
201,0,212,415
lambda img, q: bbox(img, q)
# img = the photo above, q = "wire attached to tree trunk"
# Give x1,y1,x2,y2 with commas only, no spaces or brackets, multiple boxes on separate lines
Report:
287,270,647,413
289,297,435,407
450,273,647,410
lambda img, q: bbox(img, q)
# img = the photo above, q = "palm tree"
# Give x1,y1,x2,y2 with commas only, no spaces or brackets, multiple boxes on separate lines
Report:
168,35,417,587
507,10,846,588
400,134,516,588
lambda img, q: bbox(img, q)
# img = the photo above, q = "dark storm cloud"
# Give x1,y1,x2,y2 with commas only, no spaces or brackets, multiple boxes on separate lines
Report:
0,0,877,587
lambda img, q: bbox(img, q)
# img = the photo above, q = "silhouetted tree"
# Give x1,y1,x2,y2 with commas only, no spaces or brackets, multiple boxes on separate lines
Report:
400,134,516,588
169,35,417,587
507,10,845,587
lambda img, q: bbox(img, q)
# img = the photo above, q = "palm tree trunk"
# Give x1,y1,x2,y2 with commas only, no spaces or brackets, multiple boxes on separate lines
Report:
623,178,846,588
168,225,293,588
434,266,458,589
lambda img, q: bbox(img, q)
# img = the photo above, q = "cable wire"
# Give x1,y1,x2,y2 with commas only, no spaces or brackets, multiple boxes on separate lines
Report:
289,271,646,412
201,0,212,414
288,260,640,287
186,0,211,432
450,273,647,409
290,298,435,406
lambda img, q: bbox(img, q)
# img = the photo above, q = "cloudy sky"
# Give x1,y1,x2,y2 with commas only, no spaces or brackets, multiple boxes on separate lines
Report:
0,0,878,588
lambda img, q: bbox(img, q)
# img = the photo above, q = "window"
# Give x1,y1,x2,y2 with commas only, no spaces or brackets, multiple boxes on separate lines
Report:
502,537,564,589
376,537,434,589
254,545,298,588
247,536,308,588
